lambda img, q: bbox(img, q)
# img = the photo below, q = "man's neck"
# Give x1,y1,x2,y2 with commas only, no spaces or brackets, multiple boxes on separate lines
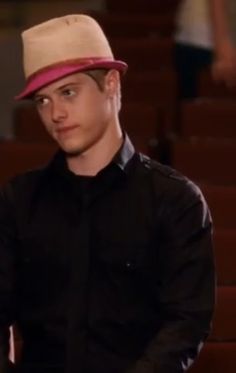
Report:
66,127,123,176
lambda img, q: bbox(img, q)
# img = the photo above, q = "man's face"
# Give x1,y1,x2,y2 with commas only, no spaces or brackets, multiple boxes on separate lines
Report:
34,70,119,155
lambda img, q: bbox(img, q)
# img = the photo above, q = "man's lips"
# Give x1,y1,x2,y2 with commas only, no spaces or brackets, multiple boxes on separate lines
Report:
56,124,79,134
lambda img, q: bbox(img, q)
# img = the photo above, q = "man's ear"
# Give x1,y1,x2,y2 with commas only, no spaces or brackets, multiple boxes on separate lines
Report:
104,70,120,97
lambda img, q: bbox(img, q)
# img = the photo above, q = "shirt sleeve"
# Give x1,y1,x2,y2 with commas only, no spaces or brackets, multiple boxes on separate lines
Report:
126,180,216,373
0,185,17,372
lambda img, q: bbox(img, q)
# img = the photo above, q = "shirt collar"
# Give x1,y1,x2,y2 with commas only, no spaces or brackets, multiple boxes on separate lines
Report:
112,133,135,172
47,133,136,179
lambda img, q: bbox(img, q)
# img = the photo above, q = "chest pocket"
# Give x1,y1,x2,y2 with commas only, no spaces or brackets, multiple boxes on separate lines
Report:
90,235,160,325
96,236,154,274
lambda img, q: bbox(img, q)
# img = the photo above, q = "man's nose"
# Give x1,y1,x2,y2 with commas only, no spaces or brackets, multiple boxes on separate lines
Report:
51,100,67,123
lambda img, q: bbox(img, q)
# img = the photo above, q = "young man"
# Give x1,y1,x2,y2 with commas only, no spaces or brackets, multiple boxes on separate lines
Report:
0,14,215,373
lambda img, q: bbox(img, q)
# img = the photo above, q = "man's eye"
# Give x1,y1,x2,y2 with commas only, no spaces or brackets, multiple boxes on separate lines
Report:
35,97,49,107
62,89,76,97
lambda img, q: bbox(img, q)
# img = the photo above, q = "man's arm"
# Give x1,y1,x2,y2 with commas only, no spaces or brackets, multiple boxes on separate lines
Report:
0,186,17,372
209,0,236,86
126,180,215,373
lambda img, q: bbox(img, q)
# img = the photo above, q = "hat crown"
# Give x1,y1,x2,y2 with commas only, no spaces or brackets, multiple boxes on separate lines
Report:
22,14,114,78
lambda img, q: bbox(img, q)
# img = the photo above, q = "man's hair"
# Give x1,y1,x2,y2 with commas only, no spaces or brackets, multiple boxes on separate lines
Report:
84,69,109,91
85,68,122,111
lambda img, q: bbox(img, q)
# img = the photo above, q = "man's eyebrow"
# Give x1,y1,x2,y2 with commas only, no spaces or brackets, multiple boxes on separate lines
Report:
55,81,82,92
34,92,47,101
34,81,82,100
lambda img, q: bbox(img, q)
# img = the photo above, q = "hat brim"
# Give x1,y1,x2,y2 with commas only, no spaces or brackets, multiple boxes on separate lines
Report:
15,59,128,100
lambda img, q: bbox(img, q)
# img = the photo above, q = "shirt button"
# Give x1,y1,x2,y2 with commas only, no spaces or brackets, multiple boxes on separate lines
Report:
126,261,134,270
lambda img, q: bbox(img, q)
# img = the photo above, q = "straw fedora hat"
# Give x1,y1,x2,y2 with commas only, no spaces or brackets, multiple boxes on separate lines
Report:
15,14,127,100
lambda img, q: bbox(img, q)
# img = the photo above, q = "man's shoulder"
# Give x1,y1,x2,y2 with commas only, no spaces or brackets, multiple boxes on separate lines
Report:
137,153,203,201
138,153,189,183
8,166,46,186
0,166,48,202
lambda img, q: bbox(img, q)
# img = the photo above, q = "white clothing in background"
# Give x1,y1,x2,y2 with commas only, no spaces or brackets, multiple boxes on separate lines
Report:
175,0,236,49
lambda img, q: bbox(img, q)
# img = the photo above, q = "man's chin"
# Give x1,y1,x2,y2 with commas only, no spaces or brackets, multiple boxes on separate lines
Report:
58,139,95,157
57,141,82,156
63,148,82,157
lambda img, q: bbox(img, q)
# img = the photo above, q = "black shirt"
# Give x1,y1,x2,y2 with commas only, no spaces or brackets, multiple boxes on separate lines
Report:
0,135,215,373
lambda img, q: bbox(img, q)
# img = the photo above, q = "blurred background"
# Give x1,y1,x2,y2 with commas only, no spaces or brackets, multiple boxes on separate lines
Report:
1,1,236,372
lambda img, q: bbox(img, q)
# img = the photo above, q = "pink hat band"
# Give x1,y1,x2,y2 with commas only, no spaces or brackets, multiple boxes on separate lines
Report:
15,57,127,100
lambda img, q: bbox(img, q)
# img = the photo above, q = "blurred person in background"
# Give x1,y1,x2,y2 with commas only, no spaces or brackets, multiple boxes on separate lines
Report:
174,0,236,98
